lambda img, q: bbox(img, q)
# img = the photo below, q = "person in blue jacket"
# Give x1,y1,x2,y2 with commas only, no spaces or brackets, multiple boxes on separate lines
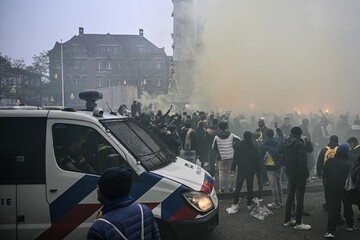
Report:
87,167,160,240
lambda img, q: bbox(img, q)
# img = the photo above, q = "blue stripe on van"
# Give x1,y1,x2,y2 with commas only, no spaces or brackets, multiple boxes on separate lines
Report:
130,172,162,200
49,175,99,223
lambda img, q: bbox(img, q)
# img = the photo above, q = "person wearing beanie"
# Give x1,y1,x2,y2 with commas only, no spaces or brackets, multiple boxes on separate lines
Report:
227,131,261,213
323,144,356,238
87,167,160,240
277,126,313,230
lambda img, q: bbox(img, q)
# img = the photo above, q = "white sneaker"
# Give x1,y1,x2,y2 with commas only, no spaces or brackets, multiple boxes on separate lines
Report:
284,219,296,227
226,204,239,214
294,223,311,230
346,225,358,232
267,203,281,209
324,231,334,238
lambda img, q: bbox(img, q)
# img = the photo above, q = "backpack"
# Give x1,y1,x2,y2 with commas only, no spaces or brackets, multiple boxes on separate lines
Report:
323,146,338,164
344,164,360,205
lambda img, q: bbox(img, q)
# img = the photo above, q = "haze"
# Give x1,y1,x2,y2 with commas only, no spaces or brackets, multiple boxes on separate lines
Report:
196,0,360,114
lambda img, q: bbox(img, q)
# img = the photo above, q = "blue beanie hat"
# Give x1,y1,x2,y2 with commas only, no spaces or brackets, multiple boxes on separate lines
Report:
336,144,350,156
98,167,132,200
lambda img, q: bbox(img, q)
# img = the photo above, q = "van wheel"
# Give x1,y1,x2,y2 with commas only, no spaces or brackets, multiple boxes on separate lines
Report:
156,220,177,240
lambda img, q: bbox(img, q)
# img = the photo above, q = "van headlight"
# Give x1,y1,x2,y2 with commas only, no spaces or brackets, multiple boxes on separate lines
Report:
183,191,214,213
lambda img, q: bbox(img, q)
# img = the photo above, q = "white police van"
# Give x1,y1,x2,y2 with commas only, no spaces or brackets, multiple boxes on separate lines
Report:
0,91,218,240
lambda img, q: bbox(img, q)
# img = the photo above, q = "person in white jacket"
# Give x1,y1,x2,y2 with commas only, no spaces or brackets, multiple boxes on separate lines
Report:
212,121,241,193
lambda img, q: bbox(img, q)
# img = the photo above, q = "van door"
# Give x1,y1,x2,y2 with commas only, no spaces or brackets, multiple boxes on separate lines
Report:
40,121,116,239
0,116,48,240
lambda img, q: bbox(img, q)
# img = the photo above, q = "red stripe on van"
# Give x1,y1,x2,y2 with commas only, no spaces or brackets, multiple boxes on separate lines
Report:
168,204,197,222
144,202,160,210
36,203,101,240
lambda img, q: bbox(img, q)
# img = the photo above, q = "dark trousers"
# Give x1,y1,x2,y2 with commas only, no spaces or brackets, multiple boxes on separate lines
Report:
233,172,255,206
255,169,263,198
327,190,354,233
208,154,216,177
285,177,307,224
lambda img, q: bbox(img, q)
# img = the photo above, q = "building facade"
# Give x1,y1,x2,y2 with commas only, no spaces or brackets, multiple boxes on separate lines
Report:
48,27,171,107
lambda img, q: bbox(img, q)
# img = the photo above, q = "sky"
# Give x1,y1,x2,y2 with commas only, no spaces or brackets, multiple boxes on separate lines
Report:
0,0,173,64
1,0,360,114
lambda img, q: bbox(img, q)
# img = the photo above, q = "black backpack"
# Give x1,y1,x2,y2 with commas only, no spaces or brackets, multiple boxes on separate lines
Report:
344,163,360,205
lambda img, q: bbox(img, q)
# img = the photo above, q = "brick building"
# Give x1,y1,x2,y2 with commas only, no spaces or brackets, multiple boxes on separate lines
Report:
48,27,171,107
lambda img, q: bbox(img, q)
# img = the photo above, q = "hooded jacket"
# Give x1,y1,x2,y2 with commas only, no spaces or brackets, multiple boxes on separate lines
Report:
323,153,354,194
260,137,282,171
87,196,160,240
231,138,260,174
279,134,313,179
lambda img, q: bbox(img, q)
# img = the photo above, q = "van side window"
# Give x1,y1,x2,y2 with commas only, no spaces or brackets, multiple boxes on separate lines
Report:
0,117,46,184
53,124,126,174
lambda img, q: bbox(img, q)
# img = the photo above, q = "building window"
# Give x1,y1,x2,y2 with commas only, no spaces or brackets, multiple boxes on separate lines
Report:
96,60,102,70
117,62,121,70
97,77,102,87
112,47,118,54
156,61,162,70
105,61,112,70
81,60,86,70
100,46,106,54
157,80,161,87
74,61,80,70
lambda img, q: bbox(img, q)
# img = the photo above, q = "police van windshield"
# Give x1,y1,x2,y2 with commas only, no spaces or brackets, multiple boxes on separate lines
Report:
101,118,176,171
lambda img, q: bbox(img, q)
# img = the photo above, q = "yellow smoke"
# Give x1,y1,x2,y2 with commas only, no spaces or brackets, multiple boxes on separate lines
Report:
196,0,359,114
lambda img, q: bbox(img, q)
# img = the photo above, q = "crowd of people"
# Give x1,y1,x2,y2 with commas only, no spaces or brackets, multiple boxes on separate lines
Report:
122,102,360,239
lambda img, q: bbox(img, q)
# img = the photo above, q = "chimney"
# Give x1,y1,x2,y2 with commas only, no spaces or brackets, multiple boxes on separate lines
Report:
139,29,144,37
79,27,84,35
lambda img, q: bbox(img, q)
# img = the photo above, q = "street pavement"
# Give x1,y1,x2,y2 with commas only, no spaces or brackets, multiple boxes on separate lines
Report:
207,177,360,240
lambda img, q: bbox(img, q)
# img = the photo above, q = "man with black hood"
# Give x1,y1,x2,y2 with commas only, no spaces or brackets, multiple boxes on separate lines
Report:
87,167,160,240
279,127,313,230
227,131,260,213
323,144,356,238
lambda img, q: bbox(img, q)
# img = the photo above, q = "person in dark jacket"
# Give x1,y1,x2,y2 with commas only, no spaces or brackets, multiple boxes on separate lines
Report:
164,124,182,156
347,137,360,164
205,119,220,177
179,120,197,163
279,127,313,230
317,135,339,178
228,131,260,213
323,144,356,238
196,120,208,167
87,167,160,240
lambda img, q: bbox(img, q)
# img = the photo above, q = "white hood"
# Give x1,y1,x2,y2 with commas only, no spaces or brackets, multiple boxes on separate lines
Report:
152,157,207,191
